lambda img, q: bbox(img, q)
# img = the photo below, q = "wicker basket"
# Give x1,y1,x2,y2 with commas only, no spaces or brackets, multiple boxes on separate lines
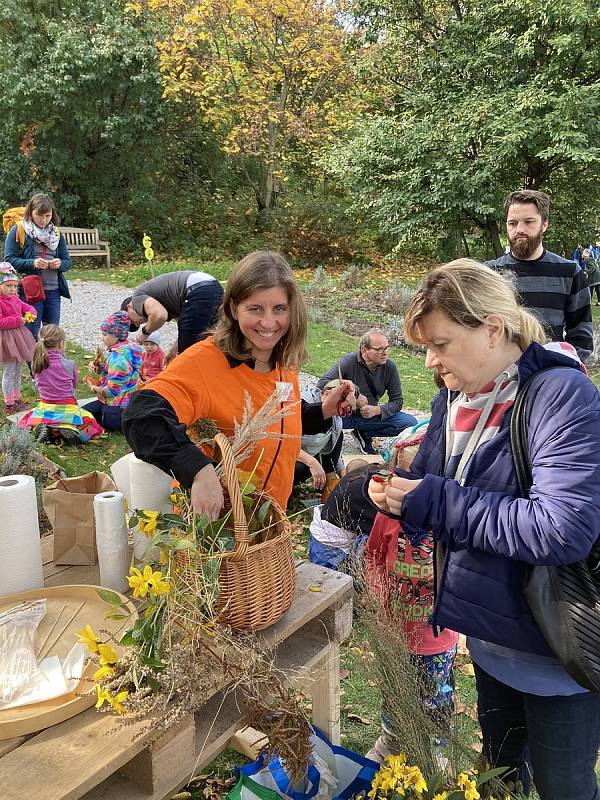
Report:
187,433,296,632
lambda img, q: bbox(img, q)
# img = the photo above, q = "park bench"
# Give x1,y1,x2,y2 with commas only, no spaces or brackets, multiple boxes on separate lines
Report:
62,227,111,269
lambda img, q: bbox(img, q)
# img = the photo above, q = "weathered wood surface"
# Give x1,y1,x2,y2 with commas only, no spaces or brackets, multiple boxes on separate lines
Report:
1,541,353,800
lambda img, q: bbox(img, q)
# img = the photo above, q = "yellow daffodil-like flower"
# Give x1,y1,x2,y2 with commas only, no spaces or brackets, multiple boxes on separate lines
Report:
95,685,112,708
108,689,129,714
457,773,480,800
128,564,153,597
128,564,170,598
138,510,160,536
77,623,100,654
158,548,168,566
432,792,449,800
23,311,37,323
97,642,118,665
93,664,114,681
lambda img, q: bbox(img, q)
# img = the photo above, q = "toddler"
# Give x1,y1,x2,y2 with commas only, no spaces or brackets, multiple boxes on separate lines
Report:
140,330,165,383
82,311,142,432
19,325,104,442
0,263,36,413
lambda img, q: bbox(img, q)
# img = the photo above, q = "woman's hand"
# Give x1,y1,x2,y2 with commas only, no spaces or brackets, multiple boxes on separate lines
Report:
367,474,422,515
48,258,61,270
307,457,326,490
34,258,48,269
191,464,224,521
321,380,356,418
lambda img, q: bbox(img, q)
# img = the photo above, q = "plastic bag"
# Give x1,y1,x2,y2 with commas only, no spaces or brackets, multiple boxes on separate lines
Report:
0,600,46,706
236,727,378,800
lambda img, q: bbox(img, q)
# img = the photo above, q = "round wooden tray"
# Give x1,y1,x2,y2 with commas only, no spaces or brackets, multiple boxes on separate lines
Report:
0,584,137,740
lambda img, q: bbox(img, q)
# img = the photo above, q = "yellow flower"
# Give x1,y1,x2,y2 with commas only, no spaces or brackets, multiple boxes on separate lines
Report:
148,568,170,597
138,510,160,536
77,623,100,654
432,793,448,800
95,685,112,708
128,564,153,597
93,664,114,681
108,689,129,714
457,773,480,800
97,642,118,665
23,311,37,323
158,548,168,566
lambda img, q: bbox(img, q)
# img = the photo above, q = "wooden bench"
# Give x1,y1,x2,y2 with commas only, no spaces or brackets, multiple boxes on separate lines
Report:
0,536,353,800
62,227,111,269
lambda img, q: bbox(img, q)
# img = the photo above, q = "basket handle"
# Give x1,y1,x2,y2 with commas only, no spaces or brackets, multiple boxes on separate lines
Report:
213,432,249,561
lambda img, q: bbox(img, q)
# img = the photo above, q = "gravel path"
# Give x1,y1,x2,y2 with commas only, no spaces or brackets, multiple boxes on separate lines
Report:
61,279,427,459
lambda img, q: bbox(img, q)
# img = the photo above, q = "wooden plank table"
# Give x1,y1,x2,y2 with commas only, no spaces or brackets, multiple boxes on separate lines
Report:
0,536,353,799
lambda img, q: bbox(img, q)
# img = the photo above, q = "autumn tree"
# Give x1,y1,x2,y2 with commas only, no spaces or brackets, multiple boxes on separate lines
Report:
144,0,354,214
328,0,600,256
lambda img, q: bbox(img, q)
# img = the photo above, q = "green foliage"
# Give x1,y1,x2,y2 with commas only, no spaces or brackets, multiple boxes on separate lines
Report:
329,0,600,255
0,0,165,222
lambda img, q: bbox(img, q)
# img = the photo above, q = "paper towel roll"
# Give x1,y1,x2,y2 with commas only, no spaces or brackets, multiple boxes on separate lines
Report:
0,475,43,597
93,491,130,593
111,453,173,563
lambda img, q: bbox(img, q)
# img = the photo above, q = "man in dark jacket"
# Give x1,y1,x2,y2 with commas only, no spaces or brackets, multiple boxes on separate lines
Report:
486,189,593,363
317,329,417,454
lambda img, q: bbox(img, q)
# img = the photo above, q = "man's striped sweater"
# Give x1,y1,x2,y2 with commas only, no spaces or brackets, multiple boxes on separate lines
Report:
486,249,593,363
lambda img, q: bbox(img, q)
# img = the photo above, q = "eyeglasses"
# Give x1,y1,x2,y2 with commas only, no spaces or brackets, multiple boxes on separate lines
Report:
368,346,390,353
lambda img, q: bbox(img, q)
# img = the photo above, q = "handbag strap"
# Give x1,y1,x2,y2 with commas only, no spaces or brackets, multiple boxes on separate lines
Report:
510,366,571,498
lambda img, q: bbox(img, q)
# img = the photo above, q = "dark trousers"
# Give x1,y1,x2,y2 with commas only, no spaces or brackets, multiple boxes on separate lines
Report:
81,400,123,432
177,280,224,352
293,433,344,485
474,663,600,799
341,410,418,446
26,289,61,339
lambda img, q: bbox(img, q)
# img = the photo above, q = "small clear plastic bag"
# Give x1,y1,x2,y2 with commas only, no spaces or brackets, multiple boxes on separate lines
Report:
0,600,47,706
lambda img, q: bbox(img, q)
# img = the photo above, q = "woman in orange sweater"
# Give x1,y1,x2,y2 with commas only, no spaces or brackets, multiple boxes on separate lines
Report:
123,251,355,517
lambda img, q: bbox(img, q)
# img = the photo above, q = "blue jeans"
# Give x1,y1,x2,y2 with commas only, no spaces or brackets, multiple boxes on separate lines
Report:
26,289,61,339
342,410,418,445
474,663,600,799
81,400,122,432
177,280,224,352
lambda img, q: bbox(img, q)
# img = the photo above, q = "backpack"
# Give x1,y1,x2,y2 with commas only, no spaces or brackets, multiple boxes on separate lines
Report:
2,206,27,248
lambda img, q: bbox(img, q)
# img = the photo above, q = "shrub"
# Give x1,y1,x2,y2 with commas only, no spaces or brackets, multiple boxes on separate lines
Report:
339,262,371,288
382,281,415,314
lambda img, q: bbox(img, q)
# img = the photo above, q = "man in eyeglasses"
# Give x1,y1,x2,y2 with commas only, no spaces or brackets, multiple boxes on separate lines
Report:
316,329,417,455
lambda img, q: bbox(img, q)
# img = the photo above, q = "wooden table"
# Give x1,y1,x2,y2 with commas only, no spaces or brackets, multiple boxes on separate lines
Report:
0,536,353,799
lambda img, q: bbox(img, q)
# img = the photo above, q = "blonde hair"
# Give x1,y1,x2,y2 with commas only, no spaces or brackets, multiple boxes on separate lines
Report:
403,259,548,350
32,324,67,374
212,251,308,369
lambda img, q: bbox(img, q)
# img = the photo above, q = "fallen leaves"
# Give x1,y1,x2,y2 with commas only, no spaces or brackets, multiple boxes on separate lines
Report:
347,713,373,726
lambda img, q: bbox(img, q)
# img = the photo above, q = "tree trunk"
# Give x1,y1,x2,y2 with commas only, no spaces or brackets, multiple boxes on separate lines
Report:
485,218,504,257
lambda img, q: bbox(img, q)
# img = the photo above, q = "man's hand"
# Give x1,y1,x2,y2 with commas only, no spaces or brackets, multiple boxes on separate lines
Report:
191,464,224,521
360,404,382,419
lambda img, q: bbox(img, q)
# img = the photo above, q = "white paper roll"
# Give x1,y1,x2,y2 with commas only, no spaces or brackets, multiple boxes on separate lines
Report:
110,453,173,563
93,491,130,593
0,475,43,597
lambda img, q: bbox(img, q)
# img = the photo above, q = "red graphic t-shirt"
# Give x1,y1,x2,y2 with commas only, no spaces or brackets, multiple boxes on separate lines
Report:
365,512,458,656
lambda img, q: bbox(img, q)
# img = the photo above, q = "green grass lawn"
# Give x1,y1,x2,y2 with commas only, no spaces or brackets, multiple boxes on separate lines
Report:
69,257,236,287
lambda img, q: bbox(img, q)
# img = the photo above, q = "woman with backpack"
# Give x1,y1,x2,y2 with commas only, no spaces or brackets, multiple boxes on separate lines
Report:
3,193,71,338
368,260,600,799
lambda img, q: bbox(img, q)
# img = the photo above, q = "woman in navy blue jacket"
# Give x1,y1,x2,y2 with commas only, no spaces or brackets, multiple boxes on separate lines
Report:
369,260,600,800
4,193,71,338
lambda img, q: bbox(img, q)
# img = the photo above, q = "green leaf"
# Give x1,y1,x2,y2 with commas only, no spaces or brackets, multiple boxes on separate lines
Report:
128,515,139,527
476,766,510,786
257,498,271,527
106,612,129,620
120,629,137,646
139,653,167,671
97,588,125,607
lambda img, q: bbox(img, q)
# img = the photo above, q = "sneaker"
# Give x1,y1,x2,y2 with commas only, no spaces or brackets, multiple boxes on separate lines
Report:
59,429,82,444
351,429,378,456
3,403,17,415
365,733,399,764
12,400,29,412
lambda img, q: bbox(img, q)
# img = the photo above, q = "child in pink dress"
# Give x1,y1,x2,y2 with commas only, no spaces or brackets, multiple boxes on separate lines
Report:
0,263,36,413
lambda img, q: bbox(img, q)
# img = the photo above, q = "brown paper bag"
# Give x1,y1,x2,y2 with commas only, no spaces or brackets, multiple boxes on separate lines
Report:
43,471,116,565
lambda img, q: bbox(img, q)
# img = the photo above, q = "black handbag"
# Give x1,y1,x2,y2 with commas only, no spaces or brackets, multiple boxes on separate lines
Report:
511,367,600,692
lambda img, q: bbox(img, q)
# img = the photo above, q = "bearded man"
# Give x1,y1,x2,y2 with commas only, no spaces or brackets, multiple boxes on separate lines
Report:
486,189,593,362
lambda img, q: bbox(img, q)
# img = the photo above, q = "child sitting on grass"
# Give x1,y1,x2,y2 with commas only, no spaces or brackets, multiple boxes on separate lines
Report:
82,311,142,432
19,324,104,442
139,330,165,383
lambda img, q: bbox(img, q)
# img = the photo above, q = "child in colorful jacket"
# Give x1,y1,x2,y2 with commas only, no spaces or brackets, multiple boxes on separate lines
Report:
82,311,142,432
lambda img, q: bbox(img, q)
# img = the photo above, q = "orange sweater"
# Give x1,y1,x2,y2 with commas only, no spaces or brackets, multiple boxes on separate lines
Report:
147,337,301,510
